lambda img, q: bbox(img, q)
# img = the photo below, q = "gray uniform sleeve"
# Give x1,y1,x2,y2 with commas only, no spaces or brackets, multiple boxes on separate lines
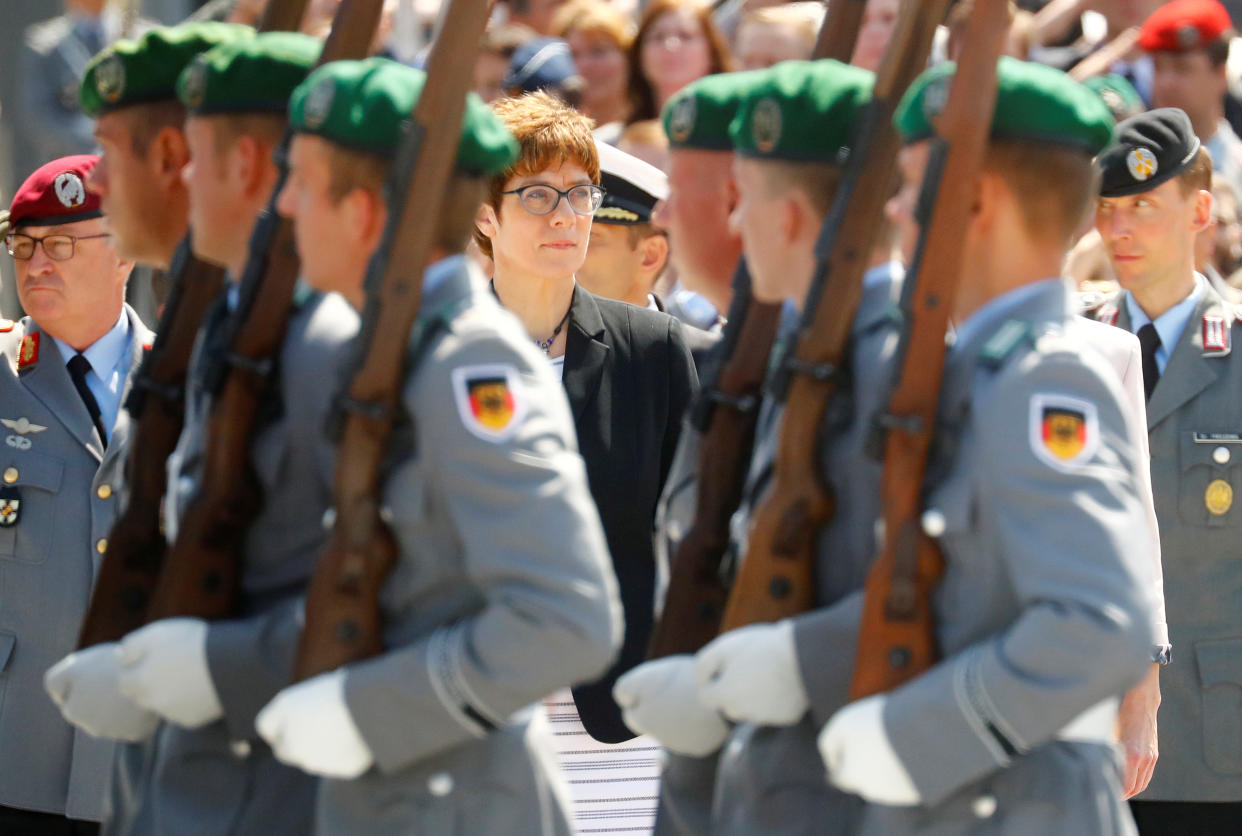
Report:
206,601,304,740
882,348,1154,805
343,324,623,773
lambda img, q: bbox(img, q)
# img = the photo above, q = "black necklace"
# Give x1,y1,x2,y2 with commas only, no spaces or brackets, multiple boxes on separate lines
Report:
491,281,573,355
534,307,572,354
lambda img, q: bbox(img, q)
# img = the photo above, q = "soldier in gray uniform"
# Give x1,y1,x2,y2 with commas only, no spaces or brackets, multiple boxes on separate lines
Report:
48,32,350,836
0,154,153,834
253,57,623,835
629,57,1159,836
1093,107,1242,834
617,59,897,836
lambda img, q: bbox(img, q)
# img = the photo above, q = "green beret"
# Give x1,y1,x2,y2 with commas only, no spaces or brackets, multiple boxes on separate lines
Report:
894,56,1115,155
1081,73,1145,122
730,60,874,163
82,22,254,117
288,58,518,176
661,70,770,151
178,31,320,116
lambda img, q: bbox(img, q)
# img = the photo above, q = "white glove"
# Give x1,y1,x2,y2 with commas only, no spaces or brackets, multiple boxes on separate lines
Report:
118,618,224,729
256,669,374,778
613,656,730,757
694,621,809,725
45,644,160,741
818,694,922,806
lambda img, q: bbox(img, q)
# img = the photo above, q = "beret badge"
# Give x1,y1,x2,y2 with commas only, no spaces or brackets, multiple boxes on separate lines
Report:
53,172,86,209
751,97,782,154
95,54,126,104
668,96,696,144
923,76,951,121
303,77,334,130
1177,23,1202,48
181,57,209,110
1127,147,1158,181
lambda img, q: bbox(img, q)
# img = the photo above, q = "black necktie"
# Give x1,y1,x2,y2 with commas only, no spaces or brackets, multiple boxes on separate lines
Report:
67,354,107,448
1137,323,1161,401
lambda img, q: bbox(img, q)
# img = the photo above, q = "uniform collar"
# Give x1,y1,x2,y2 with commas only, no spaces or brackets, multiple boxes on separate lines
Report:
1123,274,1203,353
950,277,1065,356
50,308,129,377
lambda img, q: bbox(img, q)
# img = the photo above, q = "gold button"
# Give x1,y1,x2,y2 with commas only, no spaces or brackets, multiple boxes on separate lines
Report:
96,538,108,554
97,484,112,500
3,467,17,484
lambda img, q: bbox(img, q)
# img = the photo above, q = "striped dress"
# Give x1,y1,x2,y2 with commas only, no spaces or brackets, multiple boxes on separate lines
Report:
542,690,661,835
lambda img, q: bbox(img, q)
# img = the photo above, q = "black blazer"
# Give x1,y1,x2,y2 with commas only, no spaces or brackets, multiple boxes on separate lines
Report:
564,286,699,742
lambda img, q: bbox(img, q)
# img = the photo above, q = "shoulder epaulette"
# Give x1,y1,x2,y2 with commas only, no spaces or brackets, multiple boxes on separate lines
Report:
980,319,1032,369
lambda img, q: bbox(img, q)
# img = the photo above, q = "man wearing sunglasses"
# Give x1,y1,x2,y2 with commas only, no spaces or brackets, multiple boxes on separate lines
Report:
0,153,153,834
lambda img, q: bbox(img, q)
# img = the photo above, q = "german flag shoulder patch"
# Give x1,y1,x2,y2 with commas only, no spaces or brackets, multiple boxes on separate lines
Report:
451,364,526,443
1030,393,1098,470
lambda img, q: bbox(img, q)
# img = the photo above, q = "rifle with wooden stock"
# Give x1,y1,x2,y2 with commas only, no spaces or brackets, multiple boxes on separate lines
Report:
292,0,492,680
142,0,385,623
646,0,875,661
850,0,1009,699
718,0,950,633
76,0,313,648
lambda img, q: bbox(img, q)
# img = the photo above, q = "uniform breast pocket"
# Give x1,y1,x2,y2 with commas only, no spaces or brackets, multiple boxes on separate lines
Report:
0,449,65,563
1195,637,1242,774
1177,432,1242,527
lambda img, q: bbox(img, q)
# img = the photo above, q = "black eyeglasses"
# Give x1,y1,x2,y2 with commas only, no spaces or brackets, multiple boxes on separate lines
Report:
6,232,111,261
502,184,606,216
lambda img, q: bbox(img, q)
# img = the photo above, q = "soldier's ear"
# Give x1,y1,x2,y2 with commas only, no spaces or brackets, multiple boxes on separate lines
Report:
1191,188,1214,235
149,126,191,191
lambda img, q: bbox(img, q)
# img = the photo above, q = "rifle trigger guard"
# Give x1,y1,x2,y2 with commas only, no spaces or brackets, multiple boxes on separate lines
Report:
782,357,839,384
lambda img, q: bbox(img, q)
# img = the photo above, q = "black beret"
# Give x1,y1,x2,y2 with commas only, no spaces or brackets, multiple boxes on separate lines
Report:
1097,107,1202,198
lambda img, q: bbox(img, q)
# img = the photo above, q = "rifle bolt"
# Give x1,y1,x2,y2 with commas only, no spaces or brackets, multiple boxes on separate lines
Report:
921,509,946,538
769,576,792,599
335,620,360,643
888,647,911,670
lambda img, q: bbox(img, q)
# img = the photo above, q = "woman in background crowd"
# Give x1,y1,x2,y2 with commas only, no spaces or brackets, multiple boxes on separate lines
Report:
627,0,733,125
555,0,635,134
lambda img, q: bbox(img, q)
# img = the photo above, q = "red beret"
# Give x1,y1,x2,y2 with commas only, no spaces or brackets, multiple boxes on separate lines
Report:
9,155,103,229
1140,0,1233,52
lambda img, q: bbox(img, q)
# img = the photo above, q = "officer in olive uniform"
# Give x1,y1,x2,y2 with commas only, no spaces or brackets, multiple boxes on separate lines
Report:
47,33,351,836
1093,107,1242,834
252,58,623,835
618,59,899,836
0,154,153,834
